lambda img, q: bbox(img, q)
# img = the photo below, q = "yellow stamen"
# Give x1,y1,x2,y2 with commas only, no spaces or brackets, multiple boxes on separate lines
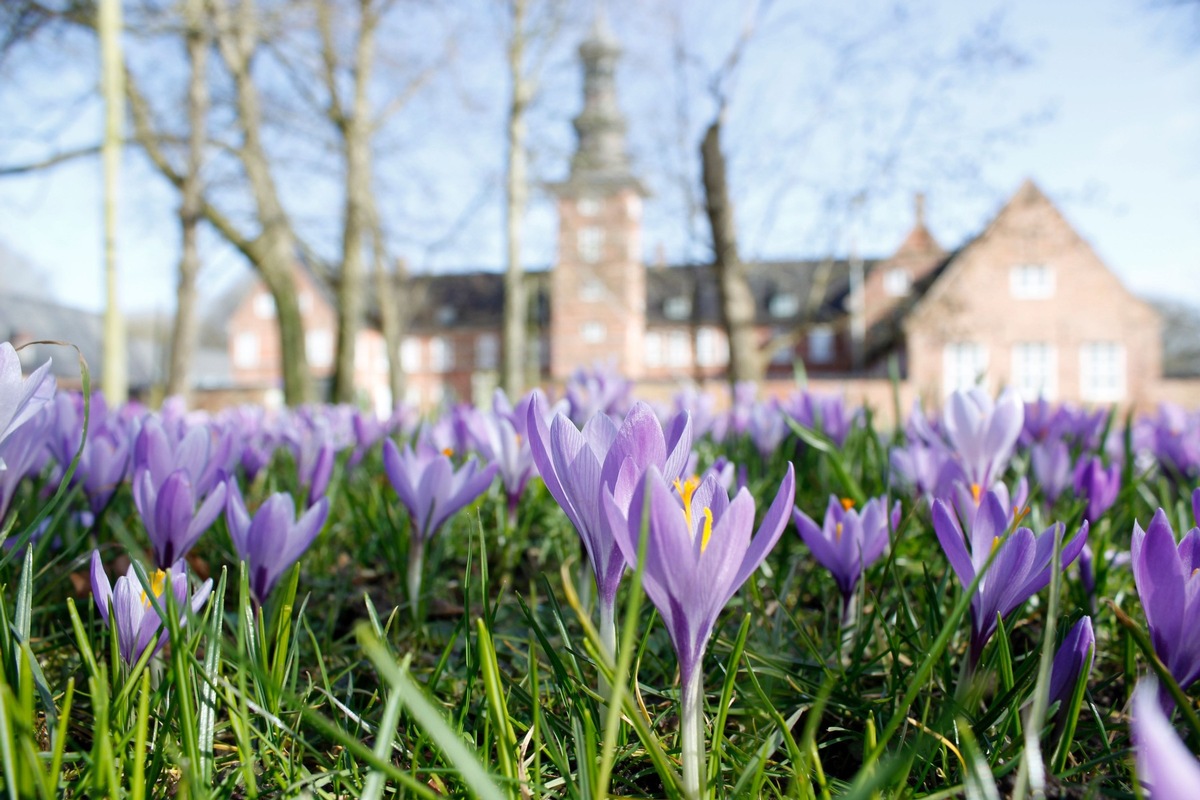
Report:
674,475,701,531
835,522,844,541
1193,568,1199,578
1013,505,1031,527
970,484,982,504
990,536,1002,556
699,508,714,553
442,447,454,458
140,570,169,607
840,497,854,511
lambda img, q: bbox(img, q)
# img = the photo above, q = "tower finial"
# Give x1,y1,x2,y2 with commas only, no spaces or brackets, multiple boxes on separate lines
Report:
914,192,926,227
567,4,637,189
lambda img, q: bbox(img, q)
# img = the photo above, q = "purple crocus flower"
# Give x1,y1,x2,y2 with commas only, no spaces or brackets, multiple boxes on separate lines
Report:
1132,679,1200,799
383,439,498,610
528,394,692,658
933,490,1087,665
135,417,228,499
747,398,788,460
786,391,861,447
469,390,540,526
0,407,50,525
225,481,329,604
89,549,213,665
939,387,1024,491
603,462,795,800
1130,509,1200,693
564,361,633,425
0,342,55,468
1029,440,1072,505
133,469,227,568
792,495,900,624
1047,616,1094,711
1072,456,1120,524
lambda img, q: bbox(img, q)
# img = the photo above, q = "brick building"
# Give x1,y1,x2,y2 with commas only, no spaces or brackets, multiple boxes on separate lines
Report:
223,19,1172,414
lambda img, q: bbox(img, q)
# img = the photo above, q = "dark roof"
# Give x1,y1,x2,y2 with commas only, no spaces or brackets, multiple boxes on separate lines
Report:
646,259,879,326
405,271,550,331
0,293,160,388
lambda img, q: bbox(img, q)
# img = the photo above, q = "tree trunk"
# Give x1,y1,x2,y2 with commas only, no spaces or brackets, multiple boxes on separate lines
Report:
700,119,760,384
165,0,208,401
209,0,311,405
502,0,530,399
374,247,407,409
330,0,377,405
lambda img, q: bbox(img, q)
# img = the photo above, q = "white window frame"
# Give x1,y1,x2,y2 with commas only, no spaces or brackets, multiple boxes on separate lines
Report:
695,327,728,368
645,332,664,368
475,333,499,370
943,342,988,395
430,337,454,373
253,293,275,319
1011,342,1057,401
884,269,911,297
578,227,604,263
1010,264,1055,299
808,325,835,364
1080,342,1126,402
233,332,259,368
580,278,605,302
401,337,422,372
581,322,607,343
667,331,690,367
306,329,333,369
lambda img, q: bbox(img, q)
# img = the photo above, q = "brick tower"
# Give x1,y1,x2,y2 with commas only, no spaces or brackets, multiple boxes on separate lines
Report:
549,13,647,382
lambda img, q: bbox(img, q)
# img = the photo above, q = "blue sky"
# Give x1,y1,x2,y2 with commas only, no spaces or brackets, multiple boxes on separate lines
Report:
0,0,1196,316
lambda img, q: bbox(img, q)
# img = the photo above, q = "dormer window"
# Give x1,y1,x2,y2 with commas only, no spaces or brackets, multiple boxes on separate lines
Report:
436,305,457,325
884,268,911,297
578,227,603,263
663,296,691,320
1010,264,1054,299
769,292,799,319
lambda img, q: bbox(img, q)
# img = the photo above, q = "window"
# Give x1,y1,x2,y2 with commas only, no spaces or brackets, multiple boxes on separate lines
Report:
667,331,690,367
696,328,728,367
884,269,911,297
1080,342,1125,402
645,332,664,367
769,292,799,319
578,227,604,263
476,333,499,370
580,279,605,302
578,197,600,217
401,337,422,372
436,305,457,325
1010,264,1054,299
430,337,454,372
808,325,834,364
306,329,333,368
770,341,793,365
233,332,259,368
405,385,421,407
299,292,313,313
581,322,607,343
663,296,691,320
253,293,275,319
943,342,988,394
1012,342,1057,401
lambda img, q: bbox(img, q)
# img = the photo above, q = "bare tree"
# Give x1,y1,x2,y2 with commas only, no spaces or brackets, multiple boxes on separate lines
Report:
502,0,531,398
164,0,209,400
100,0,127,403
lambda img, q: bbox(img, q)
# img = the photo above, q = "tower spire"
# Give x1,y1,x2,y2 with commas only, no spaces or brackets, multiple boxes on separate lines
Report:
567,7,636,188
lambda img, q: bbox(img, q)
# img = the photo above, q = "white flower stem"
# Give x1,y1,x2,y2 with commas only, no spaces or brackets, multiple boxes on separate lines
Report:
680,665,706,800
839,593,859,665
407,538,424,623
598,599,617,699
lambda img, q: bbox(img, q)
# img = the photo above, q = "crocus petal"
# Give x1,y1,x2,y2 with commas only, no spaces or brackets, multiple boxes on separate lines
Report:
933,499,975,587
90,550,112,626
1133,679,1200,798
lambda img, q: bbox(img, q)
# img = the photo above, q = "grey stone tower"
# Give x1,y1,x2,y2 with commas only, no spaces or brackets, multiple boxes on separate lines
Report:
567,12,638,188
